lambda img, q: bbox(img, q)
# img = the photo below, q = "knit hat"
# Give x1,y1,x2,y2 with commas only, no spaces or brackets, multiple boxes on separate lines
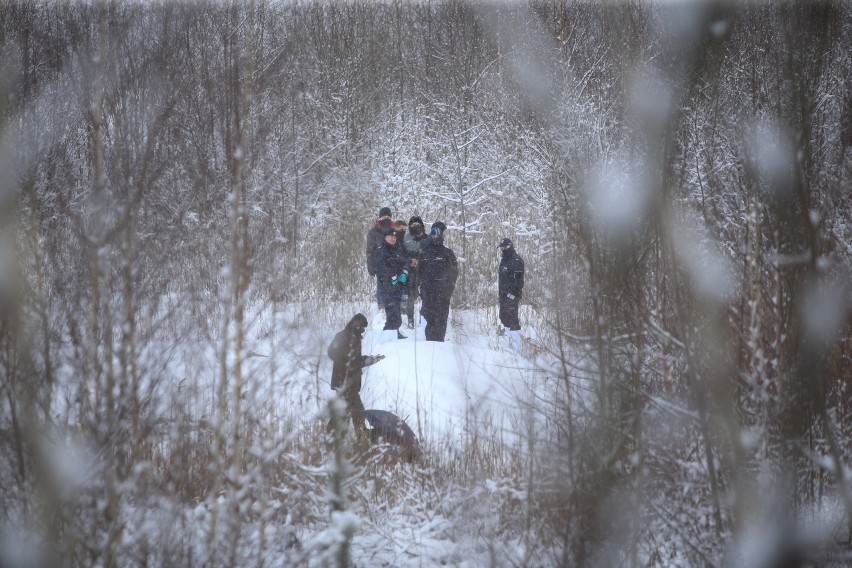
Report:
379,207,392,218
498,238,513,249
429,221,446,241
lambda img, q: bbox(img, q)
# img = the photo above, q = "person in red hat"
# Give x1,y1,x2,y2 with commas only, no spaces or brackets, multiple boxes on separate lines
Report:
365,207,393,310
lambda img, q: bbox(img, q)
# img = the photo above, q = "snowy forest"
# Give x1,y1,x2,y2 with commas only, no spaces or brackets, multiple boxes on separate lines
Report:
1,0,850,566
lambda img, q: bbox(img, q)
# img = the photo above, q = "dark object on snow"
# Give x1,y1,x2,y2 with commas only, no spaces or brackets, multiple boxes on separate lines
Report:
364,409,421,460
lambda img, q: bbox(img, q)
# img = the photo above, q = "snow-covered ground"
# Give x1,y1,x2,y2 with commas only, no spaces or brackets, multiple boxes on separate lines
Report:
357,306,548,447
72,300,563,565
233,302,561,566
226,301,557,448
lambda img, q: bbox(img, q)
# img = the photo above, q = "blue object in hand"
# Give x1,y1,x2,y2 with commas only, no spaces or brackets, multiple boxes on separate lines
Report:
399,271,409,284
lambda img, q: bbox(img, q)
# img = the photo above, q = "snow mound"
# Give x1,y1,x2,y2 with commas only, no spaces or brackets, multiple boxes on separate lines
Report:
341,310,541,445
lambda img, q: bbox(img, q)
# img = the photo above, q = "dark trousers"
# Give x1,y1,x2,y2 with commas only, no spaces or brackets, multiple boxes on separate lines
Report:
381,279,403,330
405,274,420,324
423,296,450,341
343,388,365,432
383,299,402,330
327,388,365,434
499,296,520,330
375,277,385,307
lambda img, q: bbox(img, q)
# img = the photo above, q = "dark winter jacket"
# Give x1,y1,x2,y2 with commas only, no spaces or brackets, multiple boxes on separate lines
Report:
419,237,459,303
499,248,525,299
365,217,392,276
328,315,372,392
373,239,409,302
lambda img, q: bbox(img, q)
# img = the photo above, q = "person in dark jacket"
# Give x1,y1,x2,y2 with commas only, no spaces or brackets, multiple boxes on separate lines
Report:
327,313,385,432
497,237,525,353
403,216,428,328
419,221,458,342
373,225,410,339
366,207,393,310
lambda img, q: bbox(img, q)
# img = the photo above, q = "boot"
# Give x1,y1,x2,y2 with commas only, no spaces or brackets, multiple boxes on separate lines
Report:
397,330,407,340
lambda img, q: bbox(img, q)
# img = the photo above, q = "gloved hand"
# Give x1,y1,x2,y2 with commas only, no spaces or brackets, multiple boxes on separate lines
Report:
399,270,409,284
365,354,385,366
506,293,516,300
391,275,399,286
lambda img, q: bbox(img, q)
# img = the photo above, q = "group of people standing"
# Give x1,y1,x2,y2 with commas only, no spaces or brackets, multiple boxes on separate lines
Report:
365,207,459,343
327,206,525,436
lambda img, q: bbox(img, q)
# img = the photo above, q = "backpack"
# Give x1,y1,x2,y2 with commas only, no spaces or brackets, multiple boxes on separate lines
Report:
327,331,345,361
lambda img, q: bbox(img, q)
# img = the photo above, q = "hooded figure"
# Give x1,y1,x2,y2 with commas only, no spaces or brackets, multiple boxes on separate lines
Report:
372,226,410,338
497,238,524,353
327,313,384,432
418,221,458,341
403,216,428,327
366,208,393,309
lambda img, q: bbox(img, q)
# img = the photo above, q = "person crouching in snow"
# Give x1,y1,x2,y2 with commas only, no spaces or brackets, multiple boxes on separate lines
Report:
372,225,410,339
328,313,384,433
497,237,525,353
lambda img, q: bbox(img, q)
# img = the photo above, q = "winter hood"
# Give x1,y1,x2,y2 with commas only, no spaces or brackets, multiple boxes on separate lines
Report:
408,216,426,238
428,221,447,244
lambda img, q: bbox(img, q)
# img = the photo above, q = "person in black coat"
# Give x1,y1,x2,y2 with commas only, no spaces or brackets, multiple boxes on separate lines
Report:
372,226,410,339
403,215,428,328
365,207,393,309
497,237,525,352
327,313,385,432
419,221,459,342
